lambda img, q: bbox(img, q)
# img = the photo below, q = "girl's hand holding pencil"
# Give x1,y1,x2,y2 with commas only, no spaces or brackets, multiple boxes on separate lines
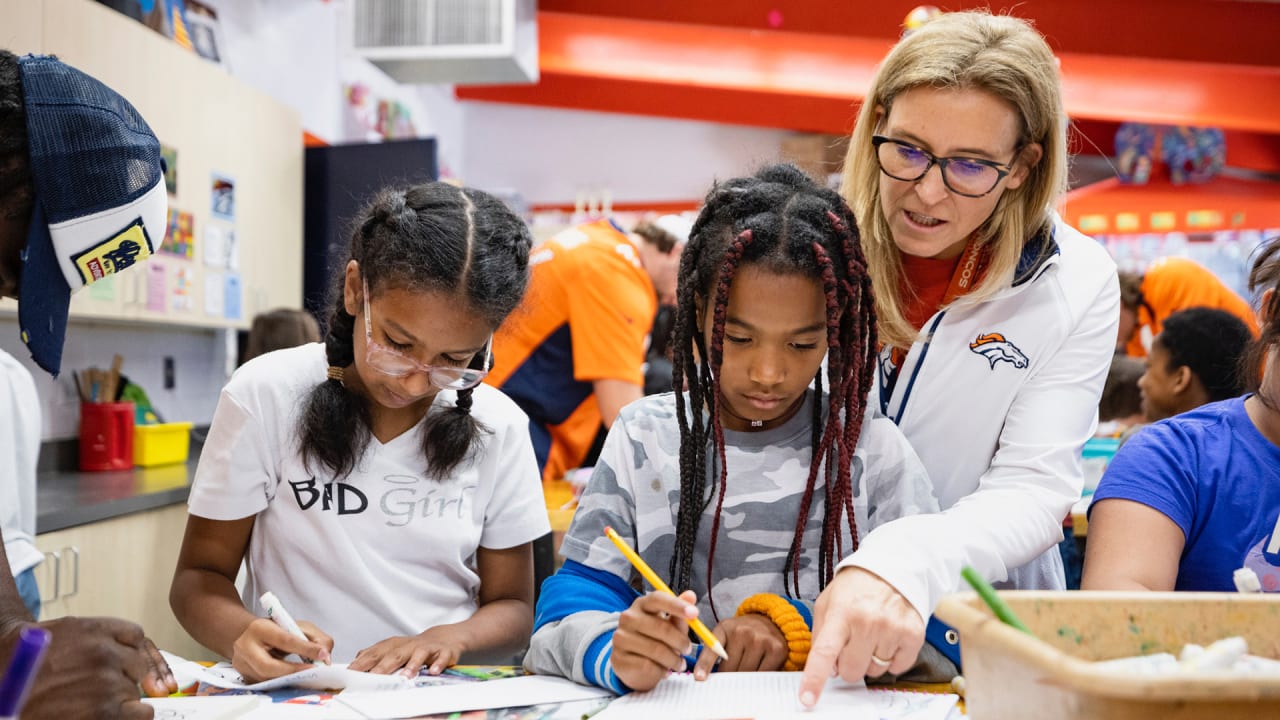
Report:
603,526,730,692
613,589,704,692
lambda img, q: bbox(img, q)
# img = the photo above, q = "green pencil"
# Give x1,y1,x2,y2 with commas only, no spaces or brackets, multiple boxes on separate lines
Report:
961,566,1032,634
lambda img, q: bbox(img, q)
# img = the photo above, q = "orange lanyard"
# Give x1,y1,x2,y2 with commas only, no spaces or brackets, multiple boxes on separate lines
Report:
888,237,989,369
940,236,987,307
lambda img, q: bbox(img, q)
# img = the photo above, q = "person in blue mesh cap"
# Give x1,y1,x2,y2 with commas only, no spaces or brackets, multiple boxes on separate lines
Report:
1,52,168,377
0,50,176,719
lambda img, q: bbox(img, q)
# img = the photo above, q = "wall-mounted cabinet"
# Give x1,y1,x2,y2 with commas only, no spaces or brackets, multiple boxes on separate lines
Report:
0,0,304,330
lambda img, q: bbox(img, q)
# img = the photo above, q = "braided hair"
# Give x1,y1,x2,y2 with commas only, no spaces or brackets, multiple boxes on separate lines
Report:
298,182,532,481
668,164,877,614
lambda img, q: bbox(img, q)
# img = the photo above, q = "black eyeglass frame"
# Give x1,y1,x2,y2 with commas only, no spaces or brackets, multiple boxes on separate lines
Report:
871,135,1020,198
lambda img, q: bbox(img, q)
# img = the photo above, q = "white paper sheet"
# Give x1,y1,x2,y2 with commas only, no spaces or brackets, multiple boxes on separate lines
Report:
593,673,958,720
334,674,614,719
204,271,225,316
162,652,412,692
143,695,266,719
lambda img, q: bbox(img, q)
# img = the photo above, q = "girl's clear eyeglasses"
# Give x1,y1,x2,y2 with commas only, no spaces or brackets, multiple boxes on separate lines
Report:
363,279,491,390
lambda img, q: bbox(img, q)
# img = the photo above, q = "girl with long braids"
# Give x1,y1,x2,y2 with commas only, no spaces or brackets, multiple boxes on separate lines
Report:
524,164,937,693
170,182,549,682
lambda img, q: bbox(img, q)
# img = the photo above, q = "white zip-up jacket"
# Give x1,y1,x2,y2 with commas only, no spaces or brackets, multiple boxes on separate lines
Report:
838,215,1119,621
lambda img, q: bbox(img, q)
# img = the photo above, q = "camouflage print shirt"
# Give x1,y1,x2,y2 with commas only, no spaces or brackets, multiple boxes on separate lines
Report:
562,388,937,627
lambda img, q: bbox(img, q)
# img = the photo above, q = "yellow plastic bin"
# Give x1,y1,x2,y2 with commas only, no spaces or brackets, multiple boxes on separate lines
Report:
935,591,1280,720
133,421,194,467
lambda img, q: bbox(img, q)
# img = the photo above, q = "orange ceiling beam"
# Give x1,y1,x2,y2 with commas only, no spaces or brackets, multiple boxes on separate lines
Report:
460,13,887,135
457,12,1280,165
540,0,1280,68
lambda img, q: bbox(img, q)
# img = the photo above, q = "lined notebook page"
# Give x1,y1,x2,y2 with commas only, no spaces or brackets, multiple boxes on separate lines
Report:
594,672,958,720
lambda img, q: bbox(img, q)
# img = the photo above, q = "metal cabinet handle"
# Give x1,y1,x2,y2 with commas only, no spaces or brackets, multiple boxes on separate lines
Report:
60,546,80,599
40,551,59,604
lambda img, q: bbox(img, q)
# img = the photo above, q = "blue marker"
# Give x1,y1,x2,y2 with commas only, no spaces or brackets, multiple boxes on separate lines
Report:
0,626,51,719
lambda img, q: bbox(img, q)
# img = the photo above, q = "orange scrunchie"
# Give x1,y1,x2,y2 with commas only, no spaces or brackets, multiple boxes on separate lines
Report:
736,593,812,671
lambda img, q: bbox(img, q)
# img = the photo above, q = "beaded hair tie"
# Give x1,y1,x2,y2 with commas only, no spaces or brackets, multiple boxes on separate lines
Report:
326,366,345,382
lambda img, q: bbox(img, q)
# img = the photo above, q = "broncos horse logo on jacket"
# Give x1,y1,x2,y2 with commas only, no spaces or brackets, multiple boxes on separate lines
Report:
969,332,1030,369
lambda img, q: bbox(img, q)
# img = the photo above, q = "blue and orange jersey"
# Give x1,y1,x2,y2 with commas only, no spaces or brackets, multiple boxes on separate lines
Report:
1127,256,1260,357
487,220,657,482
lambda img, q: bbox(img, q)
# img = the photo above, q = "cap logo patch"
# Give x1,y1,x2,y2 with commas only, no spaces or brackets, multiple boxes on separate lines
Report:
70,218,153,285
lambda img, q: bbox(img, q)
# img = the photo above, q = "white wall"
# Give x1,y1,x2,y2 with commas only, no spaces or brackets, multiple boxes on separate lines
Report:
0,318,227,440
199,0,789,204
460,102,792,205
202,0,466,176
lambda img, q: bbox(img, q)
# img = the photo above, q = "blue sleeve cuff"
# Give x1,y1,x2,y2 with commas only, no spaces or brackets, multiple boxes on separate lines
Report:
536,559,643,693
533,559,641,631
584,630,630,694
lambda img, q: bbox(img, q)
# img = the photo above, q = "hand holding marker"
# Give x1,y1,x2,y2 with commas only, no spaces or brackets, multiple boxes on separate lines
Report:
0,626,51,720
260,592,326,665
603,526,729,661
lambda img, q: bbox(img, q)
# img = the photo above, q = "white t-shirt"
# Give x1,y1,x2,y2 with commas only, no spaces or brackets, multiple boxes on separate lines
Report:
1,350,42,578
188,343,549,662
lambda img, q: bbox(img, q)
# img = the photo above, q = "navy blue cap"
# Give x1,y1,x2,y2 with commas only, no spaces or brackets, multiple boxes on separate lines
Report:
17,54,166,376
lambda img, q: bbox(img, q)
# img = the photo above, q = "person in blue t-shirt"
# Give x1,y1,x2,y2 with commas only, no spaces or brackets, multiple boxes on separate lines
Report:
1082,237,1280,592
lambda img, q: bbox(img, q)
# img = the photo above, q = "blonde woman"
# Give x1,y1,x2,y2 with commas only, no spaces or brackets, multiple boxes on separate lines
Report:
801,11,1119,705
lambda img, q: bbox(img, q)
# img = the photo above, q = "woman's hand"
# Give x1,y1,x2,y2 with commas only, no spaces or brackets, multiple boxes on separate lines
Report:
799,567,923,707
611,590,699,692
692,612,786,679
230,618,333,683
350,624,470,677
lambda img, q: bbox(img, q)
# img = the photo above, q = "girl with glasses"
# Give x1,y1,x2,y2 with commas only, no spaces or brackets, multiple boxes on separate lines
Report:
171,182,549,682
800,11,1120,703
524,164,937,694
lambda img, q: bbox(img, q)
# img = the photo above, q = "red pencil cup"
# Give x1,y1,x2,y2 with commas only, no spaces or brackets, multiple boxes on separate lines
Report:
79,402,135,472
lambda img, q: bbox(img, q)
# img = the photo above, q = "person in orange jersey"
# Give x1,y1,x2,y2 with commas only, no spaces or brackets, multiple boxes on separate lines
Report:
487,216,686,483
1118,256,1259,358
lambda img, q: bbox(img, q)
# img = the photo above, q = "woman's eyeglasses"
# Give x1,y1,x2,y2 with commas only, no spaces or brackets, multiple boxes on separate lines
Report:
872,135,1018,198
362,279,490,390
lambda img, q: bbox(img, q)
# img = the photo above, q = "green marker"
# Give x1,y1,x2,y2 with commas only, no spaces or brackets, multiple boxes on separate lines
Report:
961,566,1032,634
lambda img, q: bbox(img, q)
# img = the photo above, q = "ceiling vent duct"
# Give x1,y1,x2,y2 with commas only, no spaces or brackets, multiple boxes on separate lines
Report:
350,0,538,85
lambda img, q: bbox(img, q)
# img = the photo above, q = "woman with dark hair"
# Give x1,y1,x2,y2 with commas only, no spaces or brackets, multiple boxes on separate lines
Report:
1083,237,1280,593
171,182,549,682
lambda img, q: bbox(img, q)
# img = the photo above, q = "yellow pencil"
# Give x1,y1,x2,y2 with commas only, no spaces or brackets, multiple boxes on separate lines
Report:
603,526,729,661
